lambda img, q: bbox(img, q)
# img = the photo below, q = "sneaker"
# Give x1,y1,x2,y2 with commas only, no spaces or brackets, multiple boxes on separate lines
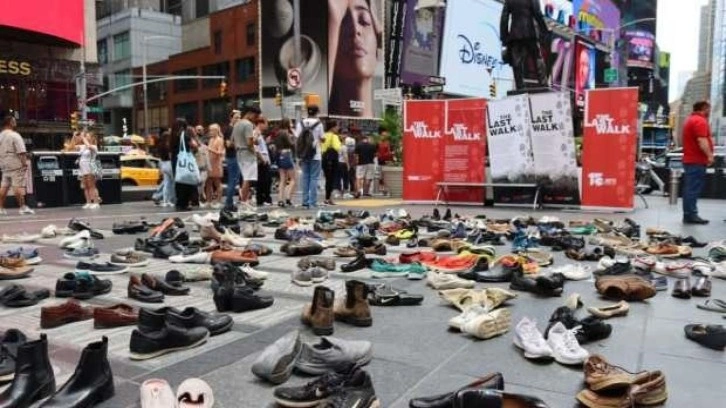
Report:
427,272,475,290
546,321,589,365
292,268,313,286
63,247,100,260
183,266,214,282
274,369,350,407
169,252,212,264
321,368,379,408
240,264,268,280
2,233,41,244
550,264,592,281
40,225,57,238
251,330,302,384
75,261,128,275
18,206,35,215
294,337,373,375
448,305,490,331
59,230,91,249
82,203,91,210
0,209,6,215
461,308,512,340
310,267,329,283
513,317,553,360
109,251,150,267
653,261,691,279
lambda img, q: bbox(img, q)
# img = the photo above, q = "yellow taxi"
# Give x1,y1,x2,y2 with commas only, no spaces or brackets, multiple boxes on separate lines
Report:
120,155,160,187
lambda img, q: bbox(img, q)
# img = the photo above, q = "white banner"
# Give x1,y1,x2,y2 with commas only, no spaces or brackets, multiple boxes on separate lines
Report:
486,95,534,183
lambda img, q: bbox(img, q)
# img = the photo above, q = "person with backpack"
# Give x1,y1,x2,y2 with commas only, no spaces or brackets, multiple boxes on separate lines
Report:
295,105,324,209
321,120,342,205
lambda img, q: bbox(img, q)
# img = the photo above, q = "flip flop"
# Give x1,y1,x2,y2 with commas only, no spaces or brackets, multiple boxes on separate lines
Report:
697,299,726,313
140,378,176,408
177,378,214,408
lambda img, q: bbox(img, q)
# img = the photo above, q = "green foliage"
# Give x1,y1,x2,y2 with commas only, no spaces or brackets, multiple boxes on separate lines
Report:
381,107,403,165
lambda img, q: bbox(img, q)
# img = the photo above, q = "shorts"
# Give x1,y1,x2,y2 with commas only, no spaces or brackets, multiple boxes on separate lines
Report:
356,163,375,180
0,168,27,189
240,160,258,182
278,151,294,170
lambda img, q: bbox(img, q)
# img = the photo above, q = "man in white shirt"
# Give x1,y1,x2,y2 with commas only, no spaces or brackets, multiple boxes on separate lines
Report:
0,115,33,215
295,105,323,208
231,106,260,207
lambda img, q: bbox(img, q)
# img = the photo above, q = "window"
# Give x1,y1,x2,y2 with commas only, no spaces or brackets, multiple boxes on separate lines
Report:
213,30,222,54
202,62,229,88
173,68,198,92
113,32,130,61
203,98,228,125
97,39,108,64
196,0,209,18
235,57,255,83
174,102,198,124
165,0,182,17
246,23,256,46
114,69,132,90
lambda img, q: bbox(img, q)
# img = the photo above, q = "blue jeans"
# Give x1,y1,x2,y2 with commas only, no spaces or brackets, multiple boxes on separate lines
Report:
682,164,706,219
224,158,240,208
300,159,321,207
152,161,175,204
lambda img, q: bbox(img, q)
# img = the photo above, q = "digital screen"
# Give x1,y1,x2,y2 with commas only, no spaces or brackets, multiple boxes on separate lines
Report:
0,0,84,45
626,30,655,69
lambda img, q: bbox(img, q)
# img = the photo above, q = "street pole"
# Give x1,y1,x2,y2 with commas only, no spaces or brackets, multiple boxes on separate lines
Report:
80,33,88,132
142,41,148,138
292,0,302,121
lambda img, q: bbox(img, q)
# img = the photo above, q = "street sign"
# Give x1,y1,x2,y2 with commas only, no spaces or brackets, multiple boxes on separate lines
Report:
85,106,104,113
428,76,446,85
604,68,618,84
423,85,444,93
79,119,95,126
373,88,402,102
287,68,302,90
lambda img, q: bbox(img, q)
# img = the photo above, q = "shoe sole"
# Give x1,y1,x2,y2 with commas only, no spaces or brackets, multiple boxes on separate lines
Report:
512,336,553,360
292,279,313,287
466,309,511,339
130,333,209,360
636,390,668,406
371,271,409,279
273,396,325,408
87,267,130,275
335,314,373,327
257,339,303,385
109,260,150,268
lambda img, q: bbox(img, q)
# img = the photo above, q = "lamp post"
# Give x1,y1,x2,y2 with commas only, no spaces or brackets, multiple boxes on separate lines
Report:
142,35,177,138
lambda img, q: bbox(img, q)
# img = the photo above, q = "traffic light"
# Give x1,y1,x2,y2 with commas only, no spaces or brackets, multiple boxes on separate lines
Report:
219,80,227,97
489,82,497,98
304,93,320,107
70,111,79,130
274,91,282,107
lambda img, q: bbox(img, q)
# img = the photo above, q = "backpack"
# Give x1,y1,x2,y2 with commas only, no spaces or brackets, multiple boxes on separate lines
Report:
296,120,320,161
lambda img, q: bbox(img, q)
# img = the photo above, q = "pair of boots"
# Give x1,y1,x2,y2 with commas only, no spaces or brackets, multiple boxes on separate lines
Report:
301,280,372,335
0,335,114,408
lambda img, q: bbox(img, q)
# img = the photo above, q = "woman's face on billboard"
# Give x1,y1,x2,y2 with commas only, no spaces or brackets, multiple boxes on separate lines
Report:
336,0,379,80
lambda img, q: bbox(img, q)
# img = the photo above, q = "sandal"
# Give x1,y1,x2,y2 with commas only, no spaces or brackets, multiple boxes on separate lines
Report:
697,299,726,313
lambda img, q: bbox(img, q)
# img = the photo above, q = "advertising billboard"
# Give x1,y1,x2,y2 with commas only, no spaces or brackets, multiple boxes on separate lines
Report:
573,0,621,50
0,0,84,45
399,0,446,85
575,40,596,109
439,0,514,98
259,0,384,119
540,0,575,27
626,30,655,69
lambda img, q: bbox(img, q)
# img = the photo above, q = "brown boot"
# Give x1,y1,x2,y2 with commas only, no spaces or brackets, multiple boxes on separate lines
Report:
334,280,373,327
301,286,335,335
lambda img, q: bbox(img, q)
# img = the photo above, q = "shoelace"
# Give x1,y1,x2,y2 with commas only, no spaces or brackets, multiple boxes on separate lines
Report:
521,322,546,345
564,326,584,351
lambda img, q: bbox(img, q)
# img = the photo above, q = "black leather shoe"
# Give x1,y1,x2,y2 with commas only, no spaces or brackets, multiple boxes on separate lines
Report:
409,373,504,408
672,278,692,299
128,276,164,303
229,287,274,312
72,273,112,300
684,324,726,350
544,306,611,344
129,323,209,360
453,389,549,408
39,337,114,407
167,307,233,336
683,216,710,225
0,334,55,408
0,329,26,382
141,273,190,296
341,254,373,273
158,228,190,245
692,276,712,297
112,221,148,234
510,272,564,297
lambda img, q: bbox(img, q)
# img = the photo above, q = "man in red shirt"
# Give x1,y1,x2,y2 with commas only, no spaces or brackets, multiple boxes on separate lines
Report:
681,101,714,224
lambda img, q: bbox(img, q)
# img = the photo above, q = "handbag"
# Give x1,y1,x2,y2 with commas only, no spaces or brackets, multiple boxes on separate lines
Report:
174,132,201,186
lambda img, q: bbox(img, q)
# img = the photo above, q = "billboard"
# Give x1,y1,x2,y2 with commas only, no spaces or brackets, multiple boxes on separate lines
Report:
621,0,657,69
626,30,655,69
399,0,446,85
575,40,596,109
259,0,384,119
540,0,576,27
439,0,514,98
0,0,84,45
573,0,621,62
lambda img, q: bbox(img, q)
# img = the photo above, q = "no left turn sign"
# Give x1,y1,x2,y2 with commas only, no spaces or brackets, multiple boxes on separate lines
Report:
287,68,302,90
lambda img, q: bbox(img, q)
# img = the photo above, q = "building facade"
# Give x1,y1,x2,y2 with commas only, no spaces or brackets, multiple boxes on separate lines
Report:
711,0,726,144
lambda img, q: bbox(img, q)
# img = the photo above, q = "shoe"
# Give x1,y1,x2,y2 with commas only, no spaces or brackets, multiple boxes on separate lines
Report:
653,261,691,278
129,323,209,360
550,264,592,281
141,273,190,296
452,389,549,408
109,251,150,267
71,273,112,300
18,206,35,215
595,275,656,301
215,283,274,313
461,308,511,340
684,324,726,350
671,278,691,299
40,225,57,238
545,306,611,344
273,367,350,407
128,275,165,303
0,248,41,266
513,317,553,360
0,329,26,382
301,286,335,335
335,246,360,257
583,354,643,392
340,253,373,272
546,322,589,365
291,268,313,286
94,304,138,329
76,261,128,275
63,247,99,260
169,252,211,264
39,337,114,407
0,285,49,307
408,373,504,408
631,370,669,406
0,334,55,408
281,239,325,257
370,259,427,280
59,230,90,249
691,275,712,297
0,264,33,280
140,379,176,408
251,330,302,384
683,216,709,225
320,368,380,408
176,378,214,408
40,299,93,329
165,307,233,336
367,283,424,306
587,301,629,319
427,272,475,290
510,271,564,297
210,248,259,266
334,280,372,327
295,337,373,375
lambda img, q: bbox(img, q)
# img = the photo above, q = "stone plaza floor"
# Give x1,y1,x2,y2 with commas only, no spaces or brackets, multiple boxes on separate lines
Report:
0,195,724,407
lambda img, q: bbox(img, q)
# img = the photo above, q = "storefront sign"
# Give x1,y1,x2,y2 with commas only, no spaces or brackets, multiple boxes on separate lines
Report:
0,59,31,76
582,87,639,209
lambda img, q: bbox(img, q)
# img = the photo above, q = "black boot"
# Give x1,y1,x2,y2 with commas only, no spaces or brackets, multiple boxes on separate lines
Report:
40,337,114,407
443,209,452,221
0,334,55,408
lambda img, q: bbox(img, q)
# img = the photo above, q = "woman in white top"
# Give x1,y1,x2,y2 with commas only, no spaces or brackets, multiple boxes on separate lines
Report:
69,131,101,209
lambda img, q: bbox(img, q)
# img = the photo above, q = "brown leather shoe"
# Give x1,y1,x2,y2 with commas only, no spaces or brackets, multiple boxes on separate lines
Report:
431,239,453,252
0,256,27,269
584,354,643,392
210,249,259,266
301,286,335,335
645,243,679,256
94,304,139,328
0,265,33,280
40,299,93,329
595,275,656,301
691,276,712,297
334,246,359,257
631,370,668,406
333,280,372,327
671,278,691,299
576,388,632,408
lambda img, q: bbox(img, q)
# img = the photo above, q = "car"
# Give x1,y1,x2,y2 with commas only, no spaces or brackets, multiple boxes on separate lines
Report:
120,155,160,187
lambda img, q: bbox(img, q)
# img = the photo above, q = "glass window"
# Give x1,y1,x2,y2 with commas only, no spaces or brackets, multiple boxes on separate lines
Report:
196,0,209,18
174,68,198,92
174,102,198,124
97,39,108,64
214,30,222,54
203,98,228,125
165,0,182,17
114,69,132,91
235,57,255,83
202,62,229,88
246,23,256,47
113,32,130,61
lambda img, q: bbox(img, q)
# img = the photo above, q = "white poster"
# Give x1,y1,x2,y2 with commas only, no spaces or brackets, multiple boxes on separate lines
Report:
486,95,534,183
439,0,514,98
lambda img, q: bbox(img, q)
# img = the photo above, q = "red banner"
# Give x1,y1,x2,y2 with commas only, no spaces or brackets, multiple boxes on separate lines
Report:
581,88,639,209
403,99,487,203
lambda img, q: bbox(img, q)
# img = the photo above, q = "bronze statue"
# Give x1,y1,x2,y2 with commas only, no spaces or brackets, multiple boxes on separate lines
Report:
500,0,551,90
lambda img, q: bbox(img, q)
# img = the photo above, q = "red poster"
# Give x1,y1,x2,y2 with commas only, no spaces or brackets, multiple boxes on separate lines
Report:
443,99,487,203
581,88,639,209
403,100,446,202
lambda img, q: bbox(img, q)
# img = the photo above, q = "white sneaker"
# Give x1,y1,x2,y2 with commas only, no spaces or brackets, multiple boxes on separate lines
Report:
241,264,269,280
59,230,91,248
448,305,489,331
513,317,554,360
191,213,215,228
427,272,475,290
632,255,657,271
2,233,41,243
90,203,100,210
595,256,616,272
169,252,211,264
547,322,589,365
41,225,58,238
82,203,92,209
653,261,691,279
551,264,592,281
221,228,250,247
65,237,92,250
19,206,35,215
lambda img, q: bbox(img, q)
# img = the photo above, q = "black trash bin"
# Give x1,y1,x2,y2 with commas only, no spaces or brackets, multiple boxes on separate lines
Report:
97,152,122,204
61,152,85,206
31,151,66,208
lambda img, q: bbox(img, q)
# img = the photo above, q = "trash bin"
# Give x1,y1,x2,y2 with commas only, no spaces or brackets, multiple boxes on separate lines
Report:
32,152,66,207
97,152,122,204
61,152,85,206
